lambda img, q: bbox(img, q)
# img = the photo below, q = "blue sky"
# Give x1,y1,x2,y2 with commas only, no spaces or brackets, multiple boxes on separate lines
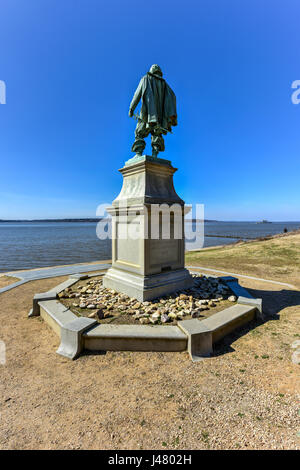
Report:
0,0,299,221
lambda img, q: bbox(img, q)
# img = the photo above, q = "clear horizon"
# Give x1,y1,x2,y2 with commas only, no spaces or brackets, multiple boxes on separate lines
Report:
1,217,300,223
0,0,300,220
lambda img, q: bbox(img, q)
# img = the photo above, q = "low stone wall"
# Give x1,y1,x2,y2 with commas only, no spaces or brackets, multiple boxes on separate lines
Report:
204,304,257,344
40,300,78,338
28,270,263,361
84,324,187,353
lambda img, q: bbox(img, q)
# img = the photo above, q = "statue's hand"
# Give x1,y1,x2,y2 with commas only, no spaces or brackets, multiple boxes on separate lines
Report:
128,109,134,118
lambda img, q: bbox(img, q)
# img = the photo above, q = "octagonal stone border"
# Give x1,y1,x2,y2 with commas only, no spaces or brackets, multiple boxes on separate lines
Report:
28,269,263,362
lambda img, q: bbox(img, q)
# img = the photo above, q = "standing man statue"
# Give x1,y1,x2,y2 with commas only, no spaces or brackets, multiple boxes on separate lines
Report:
128,64,177,158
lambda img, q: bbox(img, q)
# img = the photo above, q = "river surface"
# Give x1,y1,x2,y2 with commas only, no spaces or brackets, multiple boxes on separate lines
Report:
0,220,299,273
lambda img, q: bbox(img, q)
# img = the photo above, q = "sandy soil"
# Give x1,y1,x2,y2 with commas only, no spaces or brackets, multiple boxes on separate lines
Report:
0,274,299,450
0,276,20,288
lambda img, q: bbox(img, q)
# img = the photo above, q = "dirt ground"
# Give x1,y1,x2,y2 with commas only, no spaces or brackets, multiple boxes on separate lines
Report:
0,275,20,288
0,274,299,450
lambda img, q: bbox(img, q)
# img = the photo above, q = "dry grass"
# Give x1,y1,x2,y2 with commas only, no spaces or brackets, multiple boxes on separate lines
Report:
0,275,20,289
186,232,300,288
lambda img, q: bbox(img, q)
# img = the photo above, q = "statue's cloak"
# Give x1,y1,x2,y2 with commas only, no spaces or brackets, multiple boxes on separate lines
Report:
129,72,177,131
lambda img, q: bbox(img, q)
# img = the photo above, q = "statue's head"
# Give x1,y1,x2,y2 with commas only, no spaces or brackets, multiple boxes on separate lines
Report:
149,64,163,77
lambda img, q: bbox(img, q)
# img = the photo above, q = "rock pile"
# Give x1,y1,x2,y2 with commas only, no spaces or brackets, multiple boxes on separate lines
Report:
59,274,236,324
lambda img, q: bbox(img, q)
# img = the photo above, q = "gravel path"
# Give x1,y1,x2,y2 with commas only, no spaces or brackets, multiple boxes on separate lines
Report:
0,263,111,294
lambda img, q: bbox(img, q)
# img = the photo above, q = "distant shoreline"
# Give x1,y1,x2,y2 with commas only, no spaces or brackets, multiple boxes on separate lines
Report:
1,223,300,273
0,217,216,223
0,218,104,223
0,218,219,223
1,218,299,223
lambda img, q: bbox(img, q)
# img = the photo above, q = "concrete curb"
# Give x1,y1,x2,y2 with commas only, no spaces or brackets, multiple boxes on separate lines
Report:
28,277,79,317
220,276,264,320
57,317,98,360
201,304,257,343
177,319,212,362
28,292,57,317
84,324,187,353
39,300,78,336
178,304,257,362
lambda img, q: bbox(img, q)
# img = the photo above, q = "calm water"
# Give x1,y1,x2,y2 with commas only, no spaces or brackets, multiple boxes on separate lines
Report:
0,221,299,273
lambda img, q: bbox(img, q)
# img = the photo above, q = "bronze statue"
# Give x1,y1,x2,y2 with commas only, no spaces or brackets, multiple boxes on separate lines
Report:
129,65,177,158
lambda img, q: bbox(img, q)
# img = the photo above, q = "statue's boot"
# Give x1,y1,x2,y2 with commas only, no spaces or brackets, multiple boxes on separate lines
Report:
132,120,148,155
131,137,146,156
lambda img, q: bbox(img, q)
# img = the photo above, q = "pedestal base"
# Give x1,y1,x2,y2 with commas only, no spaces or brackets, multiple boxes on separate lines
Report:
104,156,193,301
103,267,193,302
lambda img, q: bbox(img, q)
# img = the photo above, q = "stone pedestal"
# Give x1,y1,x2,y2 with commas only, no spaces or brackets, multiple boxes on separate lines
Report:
103,155,193,301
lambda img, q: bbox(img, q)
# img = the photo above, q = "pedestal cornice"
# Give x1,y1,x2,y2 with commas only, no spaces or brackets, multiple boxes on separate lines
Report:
113,156,184,207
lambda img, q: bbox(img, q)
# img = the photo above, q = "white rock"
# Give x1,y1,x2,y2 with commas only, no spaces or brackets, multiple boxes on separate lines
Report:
177,311,185,318
228,295,237,302
139,317,150,324
197,300,208,305
291,340,300,349
168,312,177,319
161,314,169,323
151,312,161,319
149,317,158,324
